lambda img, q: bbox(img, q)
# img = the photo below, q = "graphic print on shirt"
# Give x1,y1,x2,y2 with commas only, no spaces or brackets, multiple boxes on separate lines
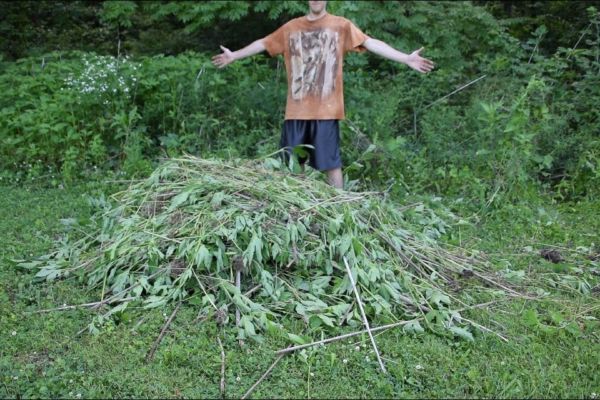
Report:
289,29,339,100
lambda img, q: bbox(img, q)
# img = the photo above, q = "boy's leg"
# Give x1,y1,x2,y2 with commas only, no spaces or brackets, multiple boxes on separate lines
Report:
280,120,309,168
308,120,343,188
326,167,343,189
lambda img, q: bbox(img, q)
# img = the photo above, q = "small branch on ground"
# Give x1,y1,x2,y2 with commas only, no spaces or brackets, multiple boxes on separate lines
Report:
235,261,244,347
344,256,386,374
217,335,226,398
33,296,135,314
146,301,182,363
241,350,289,400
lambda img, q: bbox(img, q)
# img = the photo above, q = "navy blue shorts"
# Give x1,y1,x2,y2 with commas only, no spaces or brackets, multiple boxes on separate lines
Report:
279,120,342,171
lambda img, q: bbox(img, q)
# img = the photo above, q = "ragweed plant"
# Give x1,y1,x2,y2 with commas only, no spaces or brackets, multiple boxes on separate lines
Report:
21,156,515,342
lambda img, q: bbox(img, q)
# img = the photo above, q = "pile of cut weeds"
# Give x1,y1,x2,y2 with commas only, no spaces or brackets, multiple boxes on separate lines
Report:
23,156,513,341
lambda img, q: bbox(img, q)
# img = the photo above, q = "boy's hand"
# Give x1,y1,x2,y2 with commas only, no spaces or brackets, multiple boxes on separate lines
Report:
212,45,235,69
406,47,435,73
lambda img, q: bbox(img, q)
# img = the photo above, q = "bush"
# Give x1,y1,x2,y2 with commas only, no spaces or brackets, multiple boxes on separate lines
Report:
0,51,285,181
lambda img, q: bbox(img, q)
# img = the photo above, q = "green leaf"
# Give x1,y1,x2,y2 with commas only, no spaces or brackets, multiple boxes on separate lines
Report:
232,294,252,313
317,314,335,328
210,191,226,207
564,321,582,337
244,232,263,265
449,326,474,342
240,315,256,337
352,237,363,256
287,333,306,345
339,235,352,256
549,311,565,325
16,260,44,270
309,315,322,329
429,290,450,307
329,303,351,317
194,245,212,269
35,268,54,278
143,296,167,309
523,309,540,328
168,190,191,211
403,320,425,334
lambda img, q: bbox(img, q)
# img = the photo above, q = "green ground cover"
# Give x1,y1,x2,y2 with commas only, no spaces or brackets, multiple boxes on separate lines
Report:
1,182,598,398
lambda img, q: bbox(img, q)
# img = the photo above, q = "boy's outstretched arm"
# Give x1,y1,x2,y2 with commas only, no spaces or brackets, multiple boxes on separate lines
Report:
363,38,434,73
211,39,266,69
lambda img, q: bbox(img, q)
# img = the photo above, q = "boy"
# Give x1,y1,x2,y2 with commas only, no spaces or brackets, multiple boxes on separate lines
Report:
212,0,434,188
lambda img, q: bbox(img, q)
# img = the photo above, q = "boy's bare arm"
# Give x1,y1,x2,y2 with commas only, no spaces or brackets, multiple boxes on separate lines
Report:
212,39,266,69
363,38,434,73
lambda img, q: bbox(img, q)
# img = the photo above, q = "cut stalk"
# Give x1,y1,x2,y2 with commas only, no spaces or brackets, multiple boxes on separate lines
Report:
343,257,386,374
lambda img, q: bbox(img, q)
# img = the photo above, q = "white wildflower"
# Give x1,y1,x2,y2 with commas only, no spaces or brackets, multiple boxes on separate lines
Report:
11,331,16,336
342,359,348,364
415,364,423,370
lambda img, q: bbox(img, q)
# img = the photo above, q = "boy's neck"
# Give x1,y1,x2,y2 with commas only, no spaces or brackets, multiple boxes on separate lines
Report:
306,10,328,21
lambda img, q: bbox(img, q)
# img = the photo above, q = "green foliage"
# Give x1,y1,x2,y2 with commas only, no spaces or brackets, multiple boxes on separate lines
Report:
341,6,600,205
478,0,596,56
0,51,284,182
100,1,138,29
0,2,598,202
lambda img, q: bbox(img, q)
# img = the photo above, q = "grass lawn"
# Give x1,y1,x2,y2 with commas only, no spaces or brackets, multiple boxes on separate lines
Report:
1,183,599,398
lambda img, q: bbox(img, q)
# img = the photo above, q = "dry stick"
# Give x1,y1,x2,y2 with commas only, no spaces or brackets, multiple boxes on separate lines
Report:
32,296,135,314
146,301,182,363
235,263,245,347
528,40,540,64
276,319,418,356
461,316,508,343
192,268,219,312
217,335,226,399
235,272,242,327
241,351,288,400
422,74,488,111
343,257,386,374
469,270,525,298
567,22,593,60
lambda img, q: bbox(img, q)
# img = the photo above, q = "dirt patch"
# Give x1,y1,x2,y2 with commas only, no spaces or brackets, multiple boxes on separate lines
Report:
540,248,564,263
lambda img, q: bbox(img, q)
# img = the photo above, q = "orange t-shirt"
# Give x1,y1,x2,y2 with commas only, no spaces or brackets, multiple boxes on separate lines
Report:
263,13,369,120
